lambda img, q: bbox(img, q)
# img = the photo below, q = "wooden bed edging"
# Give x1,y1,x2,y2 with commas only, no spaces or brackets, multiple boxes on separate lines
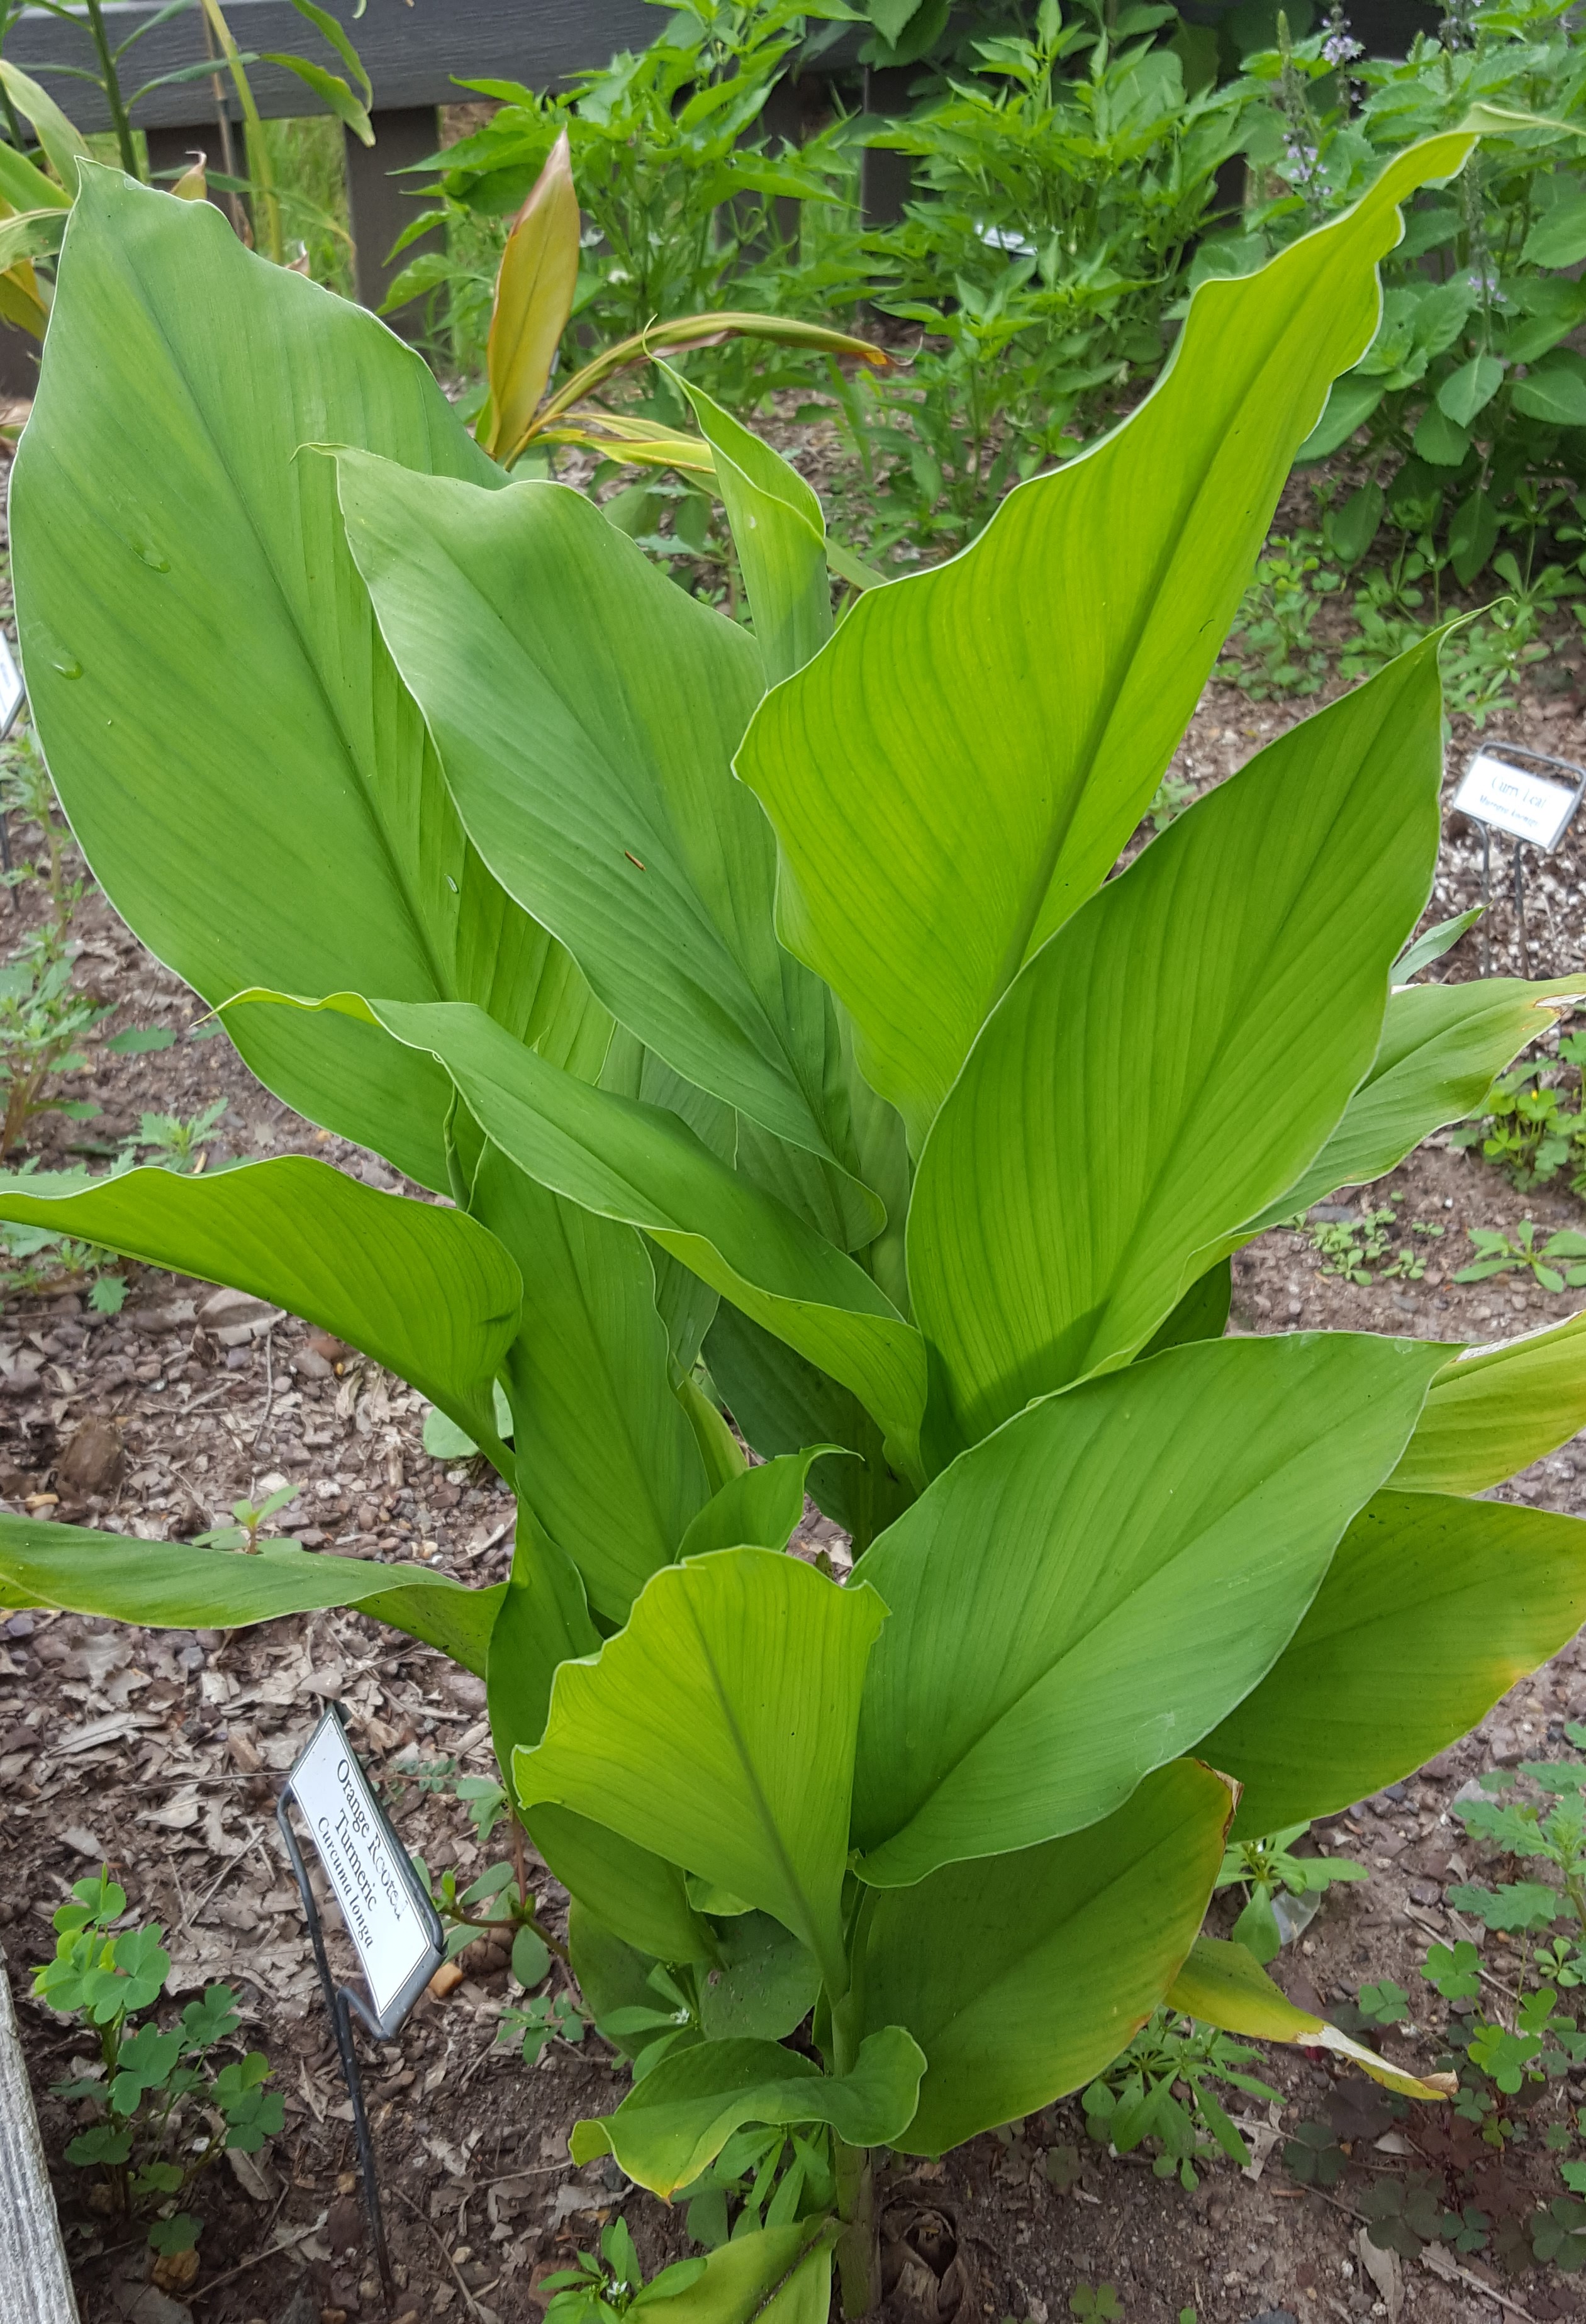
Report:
0,1947,81,2323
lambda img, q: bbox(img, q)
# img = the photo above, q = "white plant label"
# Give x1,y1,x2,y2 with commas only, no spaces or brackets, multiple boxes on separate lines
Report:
1452,751,1580,852
286,1711,440,2022
0,632,24,740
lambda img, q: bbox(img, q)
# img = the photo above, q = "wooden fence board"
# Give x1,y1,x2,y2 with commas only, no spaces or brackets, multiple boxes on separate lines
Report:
0,1948,81,2324
3,0,660,131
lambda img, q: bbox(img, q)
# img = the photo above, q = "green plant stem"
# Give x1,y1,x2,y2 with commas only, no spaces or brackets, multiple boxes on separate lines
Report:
83,0,139,180
199,0,281,262
97,2011,132,2215
834,2140,880,2321
1566,1867,1586,1935
441,1902,572,1968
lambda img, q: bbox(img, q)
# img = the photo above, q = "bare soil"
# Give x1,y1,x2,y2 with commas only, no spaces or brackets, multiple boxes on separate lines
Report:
4,490,1586,2324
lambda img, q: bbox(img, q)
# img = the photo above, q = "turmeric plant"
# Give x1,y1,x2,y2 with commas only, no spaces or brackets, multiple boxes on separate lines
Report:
4,140,1586,2317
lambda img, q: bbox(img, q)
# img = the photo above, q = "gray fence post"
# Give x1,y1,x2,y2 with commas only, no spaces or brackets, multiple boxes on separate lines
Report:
859,64,915,231
345,106,444,340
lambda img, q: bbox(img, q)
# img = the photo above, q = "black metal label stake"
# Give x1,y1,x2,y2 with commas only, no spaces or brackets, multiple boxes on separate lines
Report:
278,1706,445,2312
1451,744,1586,980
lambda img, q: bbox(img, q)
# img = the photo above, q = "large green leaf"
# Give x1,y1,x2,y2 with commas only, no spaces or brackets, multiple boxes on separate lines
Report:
571,2027,924,2198
484,1506,600,1765
0,60,91,189
851,1332,1445,1886
333,449,873,1230
474,1148,707,1623
1140,1260,1231,1358
648,2223,837,2324
855,1759,1232,2155
600,1031,731,1376
0,134,70,213
1201,1491,1586,1840
1168,1938,1454,2101
0,1159,519,1456
666,366,832,686
513,1548,885,1992
676,1446,842,1561
1390,1312,1586,1495
243,993,928,1484
533,1804,718,1966
0,1520,501,1672
1242,975,1586,1234
571,1906,818,2048
907,641,1444,1453
736,135,1473,1150
11,166,603,1191
698,1914,822,2043
481,1492,718,1965
566,1902,679,2059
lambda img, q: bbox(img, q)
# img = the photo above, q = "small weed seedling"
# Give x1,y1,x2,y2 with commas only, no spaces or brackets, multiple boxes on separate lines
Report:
191,1483,301,1554
1080,2009,1281,2190
1358,1977,1414,2029
32,1870,282,2281
380,1747,458,1813
0,939,111,1158
1067,2284,1124,2320
1448,1724,1586,1952
540,2219,706,2324
1215,534,1337,700
0,726,87,929
1145,769,1196,835
1454,1221,1586,1293
1454,1064,1582,1192
120,1098,228,1174
1285,1727,1586,2277
1455,1032,1586,1197
0,1215,126,1312
101,1025,177,1058
0,728,104,1159
410,1790,576,2059
1308,1198,1443,1285
1215,1821,1366,1964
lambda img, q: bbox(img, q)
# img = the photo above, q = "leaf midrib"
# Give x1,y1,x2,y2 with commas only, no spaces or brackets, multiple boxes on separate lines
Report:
111,219,466,1014
862,1414,1351,1863
679,1580,842,1995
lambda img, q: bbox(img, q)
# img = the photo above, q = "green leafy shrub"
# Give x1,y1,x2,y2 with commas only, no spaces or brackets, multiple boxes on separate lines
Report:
1449,1721,1586,1937
1215,1819,1366,1962
394,0,850,378
834,0,1251,552
1213,531,1335,696
1453,1028,1586,1193
1226,0,1586,588
9,138,1586,2316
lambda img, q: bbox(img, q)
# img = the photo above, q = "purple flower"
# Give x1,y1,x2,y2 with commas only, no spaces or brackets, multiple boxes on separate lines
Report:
1322,31,1362,64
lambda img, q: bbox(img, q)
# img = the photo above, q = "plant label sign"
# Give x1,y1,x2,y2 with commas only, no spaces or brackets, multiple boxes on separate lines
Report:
0,631,23,740
284,1709,442,2028
1452,751,1581,852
